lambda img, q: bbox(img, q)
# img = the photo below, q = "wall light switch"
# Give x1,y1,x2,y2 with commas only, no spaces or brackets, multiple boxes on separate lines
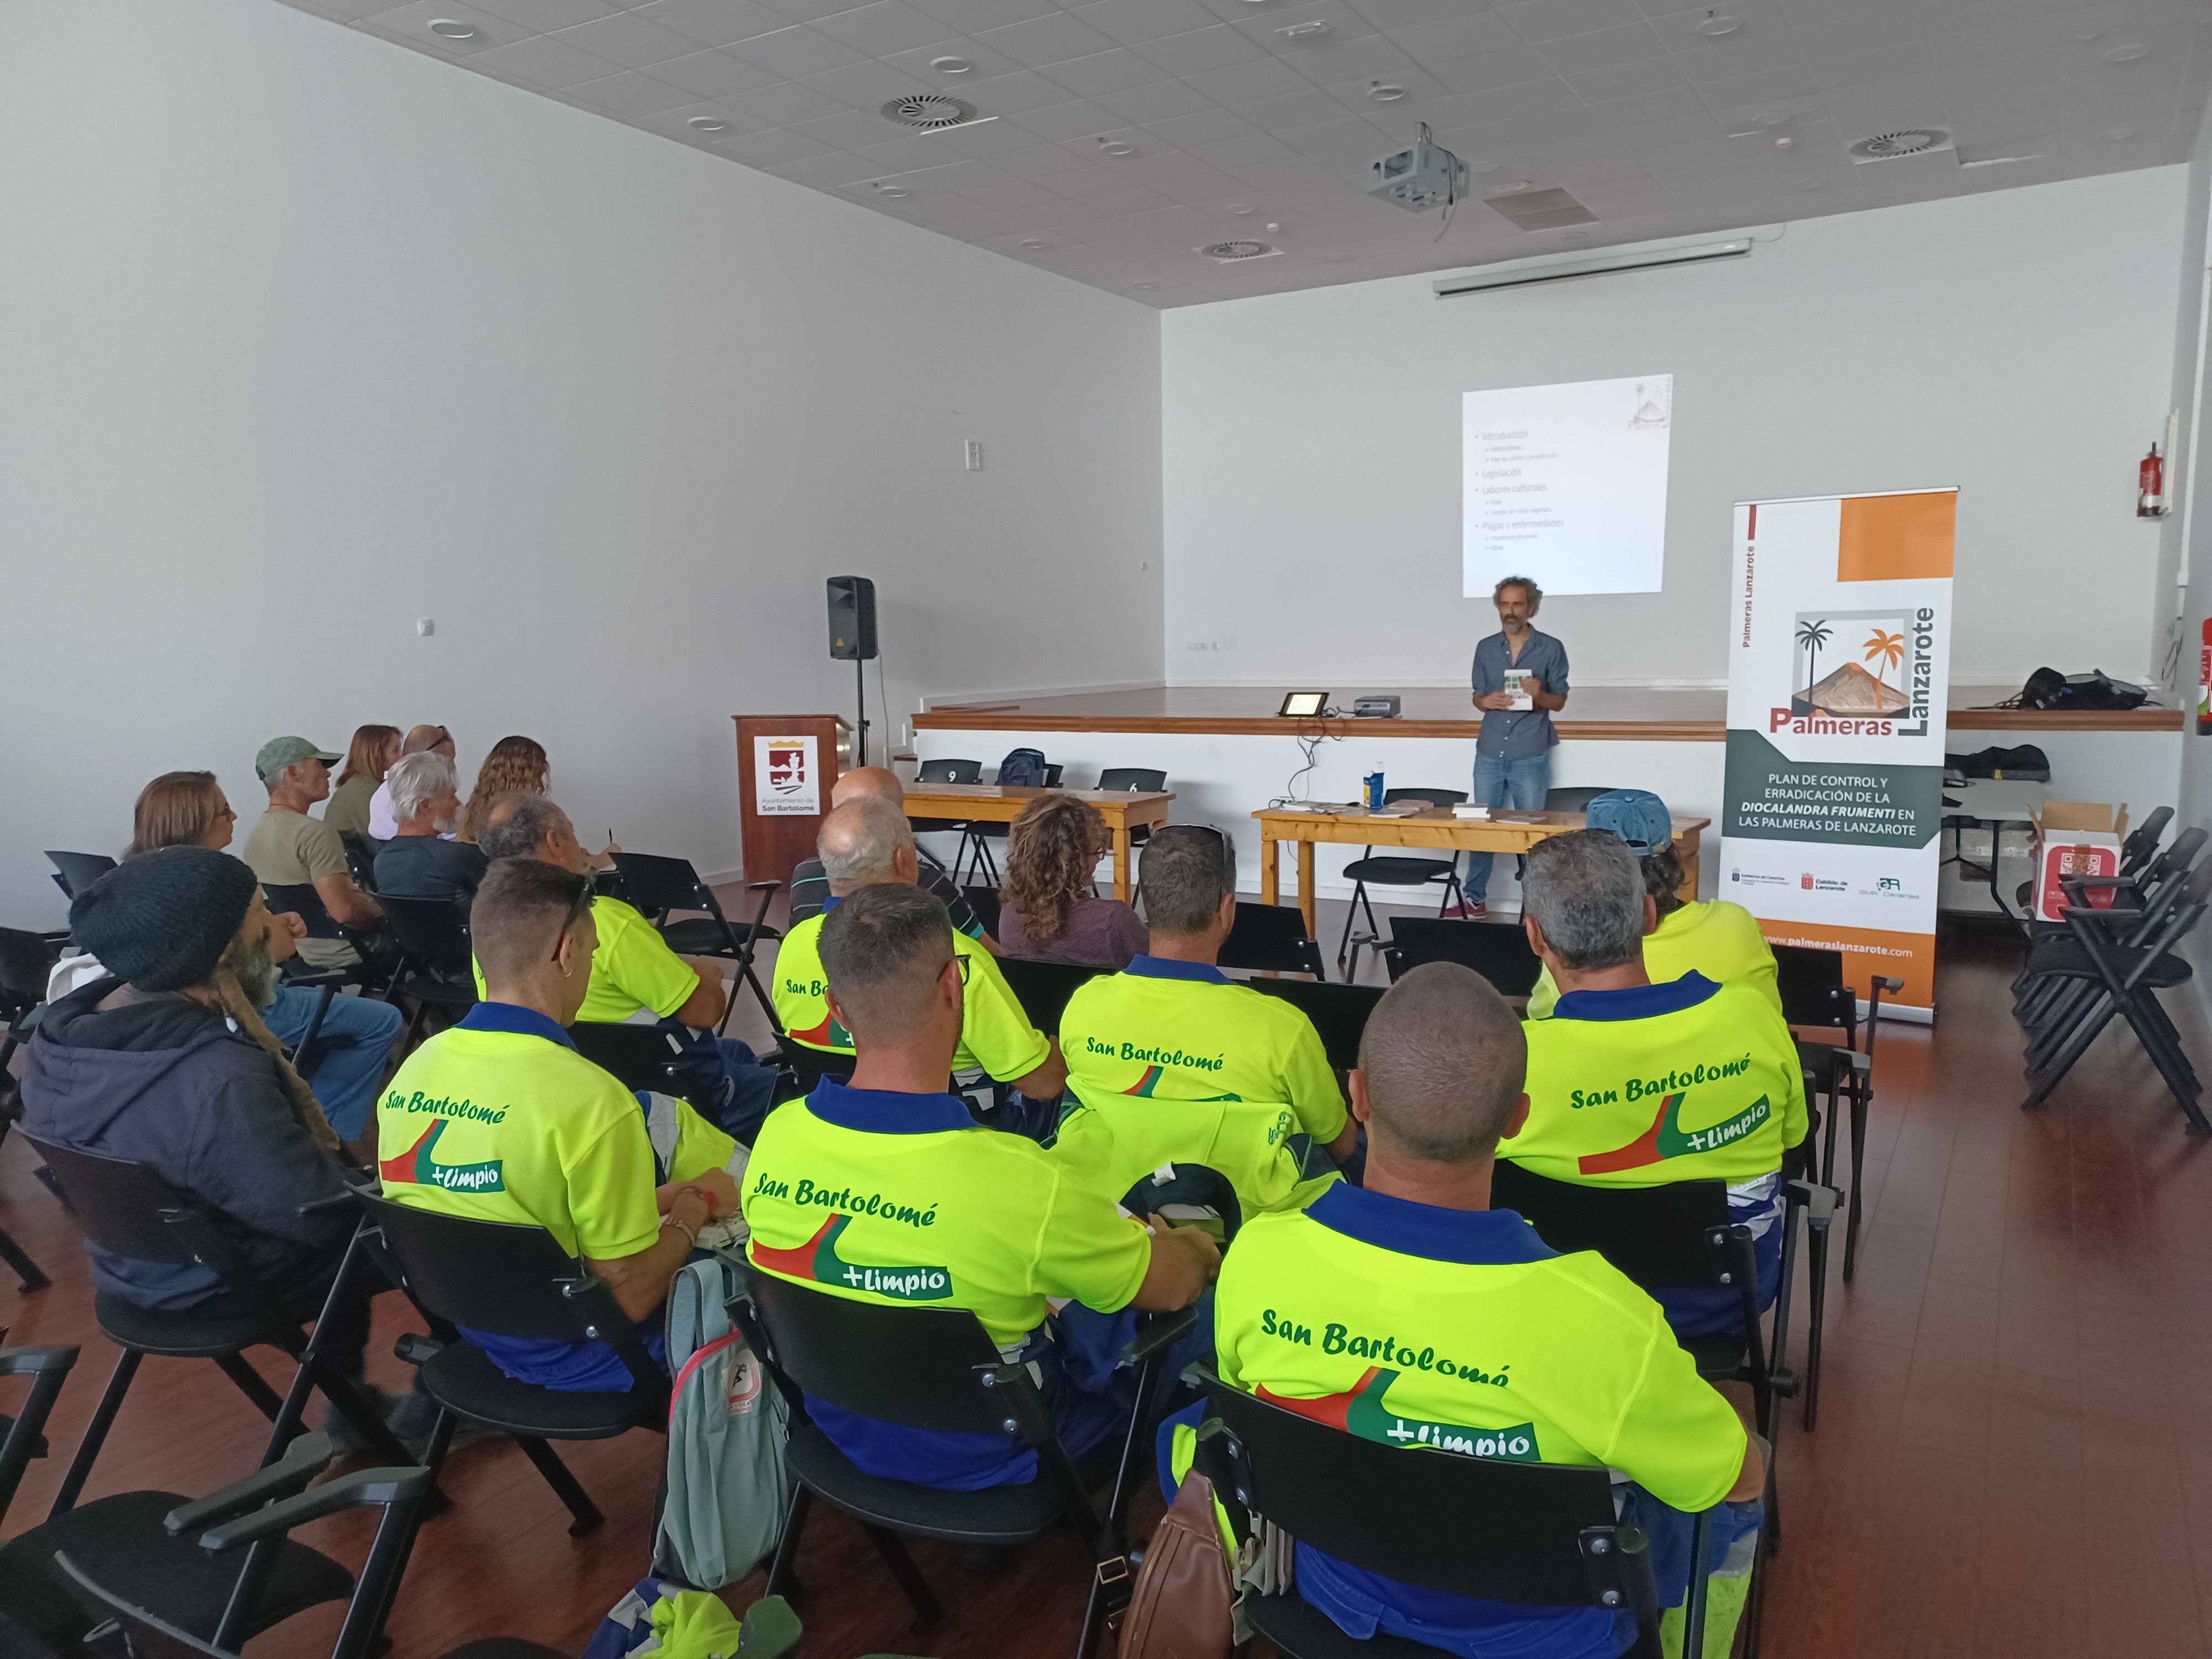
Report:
964,439,983,472
416,617,435,637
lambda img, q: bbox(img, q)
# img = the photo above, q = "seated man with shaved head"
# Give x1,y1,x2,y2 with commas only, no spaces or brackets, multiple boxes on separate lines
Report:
785,767,997,949
1175,963,1768,1657
774,797,1064,1105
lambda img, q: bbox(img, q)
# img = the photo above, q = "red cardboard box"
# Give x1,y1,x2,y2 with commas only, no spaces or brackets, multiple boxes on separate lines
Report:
2032,801,2130,923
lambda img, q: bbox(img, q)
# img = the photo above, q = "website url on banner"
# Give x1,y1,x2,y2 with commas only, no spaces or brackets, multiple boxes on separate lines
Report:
1764,935,1919,958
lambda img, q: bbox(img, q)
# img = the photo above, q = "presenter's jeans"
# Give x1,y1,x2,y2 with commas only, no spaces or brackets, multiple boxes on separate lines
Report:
1463,753,1550,903
262,985,405,1141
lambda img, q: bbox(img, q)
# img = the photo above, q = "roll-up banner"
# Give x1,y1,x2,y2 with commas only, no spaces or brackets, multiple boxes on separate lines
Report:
1721,489,1957,1016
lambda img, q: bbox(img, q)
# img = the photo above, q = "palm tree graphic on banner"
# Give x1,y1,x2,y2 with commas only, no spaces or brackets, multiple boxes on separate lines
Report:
1791,614,1910,718
1863,628,1905,688
1792,619,1832,716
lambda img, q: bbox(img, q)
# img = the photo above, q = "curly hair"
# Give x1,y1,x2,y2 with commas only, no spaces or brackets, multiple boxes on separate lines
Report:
1001,796,1107,943
458,735,550,843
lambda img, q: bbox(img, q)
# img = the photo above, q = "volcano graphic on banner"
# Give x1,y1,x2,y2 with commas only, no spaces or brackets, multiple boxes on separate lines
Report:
1795,662,1910,718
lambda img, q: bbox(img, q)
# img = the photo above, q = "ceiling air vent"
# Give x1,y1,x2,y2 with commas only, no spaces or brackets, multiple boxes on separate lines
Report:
880,95,977,130
1848,128,1950,160
1198,241,1282,263
1482,186,1599,231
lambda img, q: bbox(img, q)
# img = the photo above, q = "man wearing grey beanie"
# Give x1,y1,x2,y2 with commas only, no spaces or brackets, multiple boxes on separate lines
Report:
20,848,413,1451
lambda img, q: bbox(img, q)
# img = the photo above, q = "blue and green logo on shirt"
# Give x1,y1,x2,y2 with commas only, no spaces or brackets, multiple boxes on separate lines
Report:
1579,1092,1773,1174
752,1214,952,1302
377,1120,505,1193
1260,1368,1540,1463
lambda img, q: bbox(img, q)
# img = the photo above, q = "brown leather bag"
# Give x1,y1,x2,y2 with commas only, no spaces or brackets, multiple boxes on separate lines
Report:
1116,1468,1237,1659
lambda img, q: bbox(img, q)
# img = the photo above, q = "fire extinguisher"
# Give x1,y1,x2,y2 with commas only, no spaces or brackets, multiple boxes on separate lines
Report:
2198,618,2211,735
2141,443,2168,518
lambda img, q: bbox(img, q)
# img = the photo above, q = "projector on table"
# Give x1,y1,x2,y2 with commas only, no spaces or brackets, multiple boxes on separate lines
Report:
1353,695,1402,718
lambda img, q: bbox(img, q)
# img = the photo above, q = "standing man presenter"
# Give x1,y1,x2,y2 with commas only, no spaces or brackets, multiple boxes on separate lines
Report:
1460,576,1569,919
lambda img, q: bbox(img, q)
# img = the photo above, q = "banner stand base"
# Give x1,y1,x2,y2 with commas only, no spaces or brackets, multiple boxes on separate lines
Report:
1867,1000,1933,1026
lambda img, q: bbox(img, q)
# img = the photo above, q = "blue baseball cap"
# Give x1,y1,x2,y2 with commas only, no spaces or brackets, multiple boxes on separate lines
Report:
1585,789,1672,854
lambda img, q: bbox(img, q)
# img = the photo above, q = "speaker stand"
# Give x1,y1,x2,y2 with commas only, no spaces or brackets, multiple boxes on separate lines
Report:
854,656,871,769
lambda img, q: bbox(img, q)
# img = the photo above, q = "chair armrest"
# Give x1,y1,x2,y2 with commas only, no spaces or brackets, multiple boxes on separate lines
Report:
296,1192,358,1217
1871,977,1903,994
196,1466,433,1553
745,880,781,894
1122,1305,1199,1367
0,1345,79,1378
164,1433,333,1535
2065,875,2140,892
1784,1179,1841,1223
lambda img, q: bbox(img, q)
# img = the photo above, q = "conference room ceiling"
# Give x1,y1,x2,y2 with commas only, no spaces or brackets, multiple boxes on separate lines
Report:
283,0,2210,306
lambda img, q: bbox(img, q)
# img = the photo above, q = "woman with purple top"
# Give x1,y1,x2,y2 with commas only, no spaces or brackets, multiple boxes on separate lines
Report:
998,796,1147,971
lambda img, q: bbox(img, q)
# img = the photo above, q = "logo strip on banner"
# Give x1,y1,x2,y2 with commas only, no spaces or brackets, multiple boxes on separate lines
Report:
1720,489,1958,1013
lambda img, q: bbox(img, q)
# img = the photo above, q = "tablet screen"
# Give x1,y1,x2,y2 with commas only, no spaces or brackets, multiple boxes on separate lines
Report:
1278,691,1327,718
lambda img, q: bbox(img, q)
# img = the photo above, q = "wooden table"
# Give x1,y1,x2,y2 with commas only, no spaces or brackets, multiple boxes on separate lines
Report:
902,786,1175,902
1254,807,1709,938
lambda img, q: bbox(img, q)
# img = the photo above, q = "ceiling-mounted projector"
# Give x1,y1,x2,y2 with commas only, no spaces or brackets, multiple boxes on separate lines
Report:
1366,123,1466,213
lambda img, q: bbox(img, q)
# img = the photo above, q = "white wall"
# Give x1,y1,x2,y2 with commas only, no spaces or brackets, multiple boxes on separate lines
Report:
0,0,1163,928
1161,169,2186,692
2166,101,2212,1004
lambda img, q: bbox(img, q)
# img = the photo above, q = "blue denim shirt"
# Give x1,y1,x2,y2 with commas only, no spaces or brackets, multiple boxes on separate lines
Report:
1470,627,1570,758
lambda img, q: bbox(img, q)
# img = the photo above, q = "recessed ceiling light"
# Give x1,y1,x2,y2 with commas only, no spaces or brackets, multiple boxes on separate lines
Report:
1368,83,1408,102
1019,237,1050,248
930,55,973,73
1098,137,1138,155
1133,280,1159,289
427,18,478,37
2103,126,2136,143
1276,19,1329,39
1490,179,1531,194
1225,203,1256,215
1752,112,1789,127
2076,25,2105,40
871,181,912,197
1773,135,1793,148
2104,42,2149,61
1696,11,1742,36
687,116,730,132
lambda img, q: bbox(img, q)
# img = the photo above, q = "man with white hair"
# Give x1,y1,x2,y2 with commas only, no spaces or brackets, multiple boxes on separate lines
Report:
774,796,1065,1103
785,766,996,948
373,750,487,904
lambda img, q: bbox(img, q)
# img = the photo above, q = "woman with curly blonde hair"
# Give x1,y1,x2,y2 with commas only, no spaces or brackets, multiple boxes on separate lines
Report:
998,795,1146,970
457,735,549,843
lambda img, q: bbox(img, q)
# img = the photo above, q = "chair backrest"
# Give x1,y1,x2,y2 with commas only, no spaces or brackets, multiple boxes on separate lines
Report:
1219,901,1327,979
0,1345,80,1530
916,759,982,785
1543,786,1611,812
1491,1162,1734,1290
1195,1368,1651,1613
743,1267,1011,1434
2119,805,2174,876
1096,767,1167,793
995,957,1100,1035
354,1188,634,1348
18,1132,210,1265
377,894,472,967
609,851,719,920
260,881,346,942
1386,916,1542,997
1384,787,1467,810
338,834,380,894
1242,979,1381,1072
567,1020,690,1095
0,928,58,1013
779,1040,856,1092
1043,763,1065,788
44,852,117,901
1771,943,1856,1040
963,884,1003,938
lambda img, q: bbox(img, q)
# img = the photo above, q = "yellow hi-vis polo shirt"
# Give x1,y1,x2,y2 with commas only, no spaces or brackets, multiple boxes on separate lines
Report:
471,895,701,1026
1504,972,1806,1188
1526,899,1781,1021
742,1081,1151,1352
1058,957,1348,1146
1212,1183,1745,1654
770,903,1050,1083
1047,1093,1339,1224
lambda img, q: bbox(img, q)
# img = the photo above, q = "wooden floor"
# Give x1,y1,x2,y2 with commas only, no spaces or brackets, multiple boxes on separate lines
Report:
4,909,2211,1657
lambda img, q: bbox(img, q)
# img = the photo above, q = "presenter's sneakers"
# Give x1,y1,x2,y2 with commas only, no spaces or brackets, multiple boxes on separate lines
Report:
1440,901,1489,921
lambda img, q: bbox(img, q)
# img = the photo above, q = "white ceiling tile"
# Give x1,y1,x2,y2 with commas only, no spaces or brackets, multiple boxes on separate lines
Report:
799,57,936,104
948,67,1094,109
722,76,854,118
1276,33,1422,85
1091,76,1222,119
906,0,1058,30
1316,66,1454,111
1794,8,1932,61
632,96,779,135
1501,0,1644,44
1383,10,1523,63
631,0,793,45
1141,164,1272,199
1942,46,2062,94
937,109,1058,148
855,127,978,161
470,0,619,29
648,47,787,96
768,147,897,182
1533,22,1667,71
1036,46,1179,93
791,104,912,144
1816,69,1949,117
1804,41,1938,89
1685,61,1825,106
1235,84,1361,124
1007,96,1128,135
1181,54,1319,100
1560,50,1688,98
1142,104,1266,142
974,9,1121,64
1047,155,1164,189
354,0,529,55
553,8,707,65
877,35,1027,76
1345,0,1494,32
1945,83,2060,136
1222,1,1380,56
724,23,870,74
469,32,623,85
995,139,1110,175
1665,27,1807,83
1188,128,1306,164
811,0,957,53
278,0,384,20
562,67,703,110
1068,0,1220,48
1426,45,1564,88
1275,111,1397,151
1128,23,1276,74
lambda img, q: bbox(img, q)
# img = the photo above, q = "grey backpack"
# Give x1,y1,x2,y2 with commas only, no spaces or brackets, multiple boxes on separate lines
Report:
655,1255,789,1589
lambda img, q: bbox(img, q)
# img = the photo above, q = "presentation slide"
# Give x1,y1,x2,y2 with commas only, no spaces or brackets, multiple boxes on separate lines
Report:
1463,374,1673,598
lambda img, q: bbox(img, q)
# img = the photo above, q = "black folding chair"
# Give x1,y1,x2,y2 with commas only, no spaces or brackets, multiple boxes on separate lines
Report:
1384,915,1543,998
745,1267,1190,1658
566,1019,702,1104
1190,1361,1708,1659
44,851,117,902
1095,768,1167,856
609,852,780,1032
1772,944,1898,1286
258,882,383,988
1220,901,1328,979
0,1343,76,1530
337,834,383,896
15,1133,412,1518
1242,979,1381,1073
1542,786,1613,812
0,1428,381,1657
1337,789,1469,979
911,759,988,884
375,894,479,1047
2019,856,2212,1129
963,883,1003,940
995,957,1100,1037
352,1190,667,1538
2013,825,2203,1035
0,928,60,1293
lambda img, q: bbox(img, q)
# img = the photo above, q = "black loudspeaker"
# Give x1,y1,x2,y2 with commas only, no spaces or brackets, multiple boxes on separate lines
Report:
827,576,878,662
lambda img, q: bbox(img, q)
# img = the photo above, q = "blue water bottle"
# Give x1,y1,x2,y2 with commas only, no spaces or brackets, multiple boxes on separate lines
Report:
1363,770,1385,811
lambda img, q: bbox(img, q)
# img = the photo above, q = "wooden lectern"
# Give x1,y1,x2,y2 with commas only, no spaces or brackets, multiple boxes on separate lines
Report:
734,714,849,892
